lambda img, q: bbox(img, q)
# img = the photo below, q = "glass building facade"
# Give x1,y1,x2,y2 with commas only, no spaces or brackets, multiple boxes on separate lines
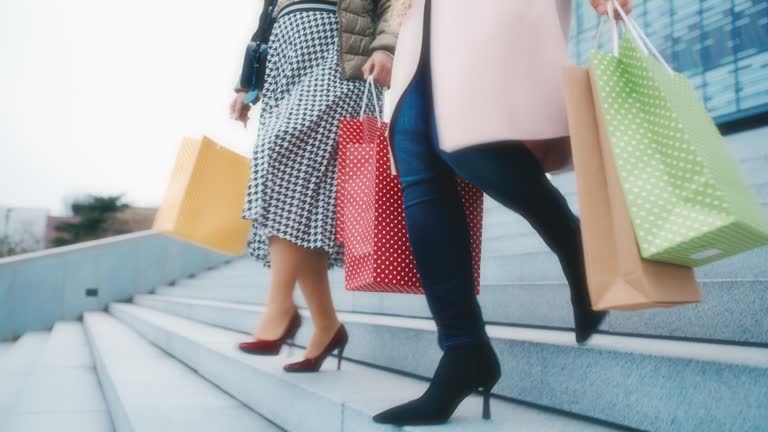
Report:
570,0,768,125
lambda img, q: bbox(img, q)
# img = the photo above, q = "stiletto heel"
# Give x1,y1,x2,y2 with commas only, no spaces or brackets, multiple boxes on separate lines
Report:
336,346,345,370
283,324,349,373
482,388,492,420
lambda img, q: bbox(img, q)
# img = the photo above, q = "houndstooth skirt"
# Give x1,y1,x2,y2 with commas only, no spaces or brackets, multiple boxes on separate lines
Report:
242,6,378,268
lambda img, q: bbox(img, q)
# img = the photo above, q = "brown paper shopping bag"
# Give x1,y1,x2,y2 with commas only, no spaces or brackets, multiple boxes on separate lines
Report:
153,136,252,255
562,66,701,310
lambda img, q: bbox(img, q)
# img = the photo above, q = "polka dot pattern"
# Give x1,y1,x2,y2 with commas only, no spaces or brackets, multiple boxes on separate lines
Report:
590,37,768,267
336,115,483,294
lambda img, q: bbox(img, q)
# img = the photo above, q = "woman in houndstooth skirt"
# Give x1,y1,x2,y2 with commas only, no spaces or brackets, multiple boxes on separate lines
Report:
229,0,397,372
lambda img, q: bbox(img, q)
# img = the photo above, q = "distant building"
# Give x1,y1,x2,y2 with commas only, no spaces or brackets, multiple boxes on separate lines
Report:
105,207,157,235
45,207,157,248
45,215,79,248
0,207,48,255
571,1,768,130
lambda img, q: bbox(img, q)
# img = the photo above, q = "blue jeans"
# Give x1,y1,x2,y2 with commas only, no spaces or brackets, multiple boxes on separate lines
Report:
392,63,583,350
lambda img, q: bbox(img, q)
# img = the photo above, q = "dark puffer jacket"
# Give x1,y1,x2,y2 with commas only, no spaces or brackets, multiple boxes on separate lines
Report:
247,0,398,82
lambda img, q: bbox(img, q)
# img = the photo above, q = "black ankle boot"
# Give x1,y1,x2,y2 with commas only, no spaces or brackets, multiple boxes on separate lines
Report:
373,342,501,426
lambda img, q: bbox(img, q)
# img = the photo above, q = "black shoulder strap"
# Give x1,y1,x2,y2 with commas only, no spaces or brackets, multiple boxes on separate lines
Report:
250,0,280,44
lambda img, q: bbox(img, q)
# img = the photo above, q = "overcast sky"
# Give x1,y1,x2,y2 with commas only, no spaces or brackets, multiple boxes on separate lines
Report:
0,0,263,214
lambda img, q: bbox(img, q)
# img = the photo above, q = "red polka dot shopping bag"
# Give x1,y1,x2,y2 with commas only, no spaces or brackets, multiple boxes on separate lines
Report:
335,79,483,294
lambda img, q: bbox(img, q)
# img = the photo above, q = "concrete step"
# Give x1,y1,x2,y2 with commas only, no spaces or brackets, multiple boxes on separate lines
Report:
109,302,618,432
171,258,257,283
154,260,768,344
482,182,768,237
146,274,768,345
83,312,281,432
170,255,768,332
118,299,768,432
0,332,49,429
484,153,768,214
483,187,768,255
167,225,768,291
0,332,49,373
482,156,768,217
0,341,13,358
482,232,549,255
483,194,579,228
480,245,768,284
4,322,113,432
724,129,768,160
483,137,768,254
736,156,768,185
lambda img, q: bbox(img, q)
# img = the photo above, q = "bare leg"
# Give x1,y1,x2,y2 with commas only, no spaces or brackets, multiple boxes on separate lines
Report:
296,249,341,358
252,237,301,340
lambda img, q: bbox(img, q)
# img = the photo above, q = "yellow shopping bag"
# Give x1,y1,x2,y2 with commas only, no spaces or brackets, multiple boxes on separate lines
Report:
153,136,252,255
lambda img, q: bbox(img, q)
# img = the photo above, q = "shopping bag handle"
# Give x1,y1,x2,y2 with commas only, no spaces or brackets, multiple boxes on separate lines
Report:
610,0,673,74
360,77,383,124
357,76,397,175
385,132,398,176
593,1,674,75
592,2,620,56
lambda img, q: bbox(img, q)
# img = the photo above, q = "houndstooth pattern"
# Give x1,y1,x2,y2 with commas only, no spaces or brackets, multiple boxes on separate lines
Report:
243,9,380,268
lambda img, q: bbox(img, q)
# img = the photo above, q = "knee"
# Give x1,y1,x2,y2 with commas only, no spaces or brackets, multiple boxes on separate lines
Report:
438,146,494,179
439,144,544,206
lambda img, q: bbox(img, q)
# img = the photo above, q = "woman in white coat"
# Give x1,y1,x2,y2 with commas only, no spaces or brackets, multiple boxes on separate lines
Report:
373,0,632,426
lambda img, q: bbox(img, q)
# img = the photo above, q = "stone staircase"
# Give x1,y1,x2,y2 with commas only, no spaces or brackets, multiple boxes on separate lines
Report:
0,323,110,431
1,133,766,431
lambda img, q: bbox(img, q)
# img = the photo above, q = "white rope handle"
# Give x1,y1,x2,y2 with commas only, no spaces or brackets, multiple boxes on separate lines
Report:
608,1,619,56
612,5,648,56
358,76,395,174
592,15,606,52
592,15,608,51
610,0,674,74
592,2,620,55
360,76,382,123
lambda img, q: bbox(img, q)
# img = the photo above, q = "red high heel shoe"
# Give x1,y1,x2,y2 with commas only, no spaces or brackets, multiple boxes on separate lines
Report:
238,310,302,355
283,324,348,373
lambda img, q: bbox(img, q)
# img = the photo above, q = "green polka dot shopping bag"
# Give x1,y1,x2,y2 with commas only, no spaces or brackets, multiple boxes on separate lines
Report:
588,2,768,267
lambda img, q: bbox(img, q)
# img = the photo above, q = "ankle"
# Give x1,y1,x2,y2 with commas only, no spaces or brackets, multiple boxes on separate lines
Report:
253,305,299,340
444,342,500,382
311,318,341,334
267,300,298,312
313,321,341,339
266,302,297,314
